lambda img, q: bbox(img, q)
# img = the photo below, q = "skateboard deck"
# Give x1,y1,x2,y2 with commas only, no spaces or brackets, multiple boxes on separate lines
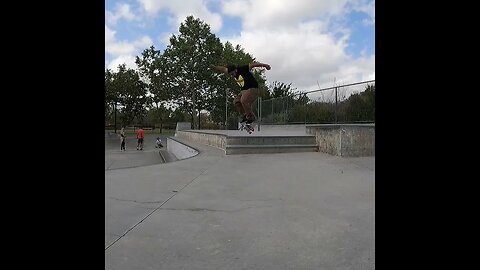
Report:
239,122,256,134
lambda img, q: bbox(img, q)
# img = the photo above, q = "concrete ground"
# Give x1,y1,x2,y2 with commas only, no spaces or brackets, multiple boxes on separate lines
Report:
105,135,375,269
105,133,170,170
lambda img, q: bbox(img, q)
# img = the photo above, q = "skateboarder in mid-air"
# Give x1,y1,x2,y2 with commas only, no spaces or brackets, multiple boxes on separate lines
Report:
210,61,271,129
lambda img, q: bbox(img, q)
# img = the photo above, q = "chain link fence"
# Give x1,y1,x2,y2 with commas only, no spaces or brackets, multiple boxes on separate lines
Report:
253,80,375,125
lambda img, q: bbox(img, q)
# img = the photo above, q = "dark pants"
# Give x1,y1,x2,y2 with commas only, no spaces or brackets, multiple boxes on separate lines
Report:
121,139,125,150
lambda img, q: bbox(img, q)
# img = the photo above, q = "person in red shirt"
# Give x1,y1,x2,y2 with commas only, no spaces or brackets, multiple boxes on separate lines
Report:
136,127,145,150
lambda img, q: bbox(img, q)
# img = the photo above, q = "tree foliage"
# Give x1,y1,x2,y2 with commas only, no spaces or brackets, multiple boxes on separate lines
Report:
161,16,224,129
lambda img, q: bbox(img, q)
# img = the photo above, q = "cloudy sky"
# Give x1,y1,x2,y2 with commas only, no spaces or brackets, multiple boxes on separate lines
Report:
105,0,374,92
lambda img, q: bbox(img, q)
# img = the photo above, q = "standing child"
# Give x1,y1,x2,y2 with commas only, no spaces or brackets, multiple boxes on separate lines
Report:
120,127,126,151
136,126,144,150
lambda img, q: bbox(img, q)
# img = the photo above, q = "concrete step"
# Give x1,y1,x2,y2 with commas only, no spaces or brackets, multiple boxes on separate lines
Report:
176,130,319,155
227,135,316,145
226,144,318,155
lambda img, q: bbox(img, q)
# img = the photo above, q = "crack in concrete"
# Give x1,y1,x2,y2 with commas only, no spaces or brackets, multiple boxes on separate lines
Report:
106,196,164,204
105,158,222,251
105,161,114,170
158,205,273,213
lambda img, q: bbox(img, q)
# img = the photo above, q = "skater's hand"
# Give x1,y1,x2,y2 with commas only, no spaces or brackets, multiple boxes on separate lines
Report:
265,64,271,70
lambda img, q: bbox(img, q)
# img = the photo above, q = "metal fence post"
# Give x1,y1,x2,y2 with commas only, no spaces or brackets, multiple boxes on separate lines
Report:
335,87,338,124
258,97,261,131
304,94,307,125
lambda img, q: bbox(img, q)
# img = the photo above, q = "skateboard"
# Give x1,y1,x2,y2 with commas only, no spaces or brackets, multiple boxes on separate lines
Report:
239,122,256,134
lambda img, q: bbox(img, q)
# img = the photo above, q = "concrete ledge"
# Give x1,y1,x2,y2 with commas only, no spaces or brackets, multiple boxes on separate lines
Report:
227,136,316,145
306,124,375,157
176,130,227,151
166,137,199,160
226,144,318,154
258,124,306,132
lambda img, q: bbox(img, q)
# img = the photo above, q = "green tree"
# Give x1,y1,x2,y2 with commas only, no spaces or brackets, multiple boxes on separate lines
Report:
113,64,148,125
144,106,172,130
136,45,173,132
343,84,375,122
269,81,296,98
105,69,116,126
162,15,223,129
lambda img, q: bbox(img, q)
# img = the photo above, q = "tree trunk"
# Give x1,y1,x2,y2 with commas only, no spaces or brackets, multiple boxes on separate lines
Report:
191,111,194,129
198,109,201,130
192,89,197,129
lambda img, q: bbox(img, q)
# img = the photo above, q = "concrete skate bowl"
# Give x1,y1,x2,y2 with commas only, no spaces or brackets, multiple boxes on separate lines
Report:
165,137,199,160
105,135,199,170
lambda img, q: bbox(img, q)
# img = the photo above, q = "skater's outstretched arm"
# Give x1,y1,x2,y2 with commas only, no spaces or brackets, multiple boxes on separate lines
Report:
249,62,271,70
209,64,228,74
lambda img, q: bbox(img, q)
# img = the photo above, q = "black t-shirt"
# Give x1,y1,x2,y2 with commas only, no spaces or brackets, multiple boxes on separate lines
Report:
234,65,258,90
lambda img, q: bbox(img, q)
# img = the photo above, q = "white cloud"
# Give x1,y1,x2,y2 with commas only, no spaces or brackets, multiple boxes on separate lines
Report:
219,0,374,91
221,0,349,30
351,0,375,25
106,3,137,26
105,24,153,70
106,41,136,56
133,36,154,48
105,0,375,90
105,25,115,45
159,32,174,45
108,55,138,71
105,25,134,62
362,18,374,26
335,54,375,84
138,0,223,32
224,20,373,91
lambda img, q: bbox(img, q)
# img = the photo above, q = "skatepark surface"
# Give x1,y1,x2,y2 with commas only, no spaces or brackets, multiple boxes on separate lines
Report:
105,132,375,269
